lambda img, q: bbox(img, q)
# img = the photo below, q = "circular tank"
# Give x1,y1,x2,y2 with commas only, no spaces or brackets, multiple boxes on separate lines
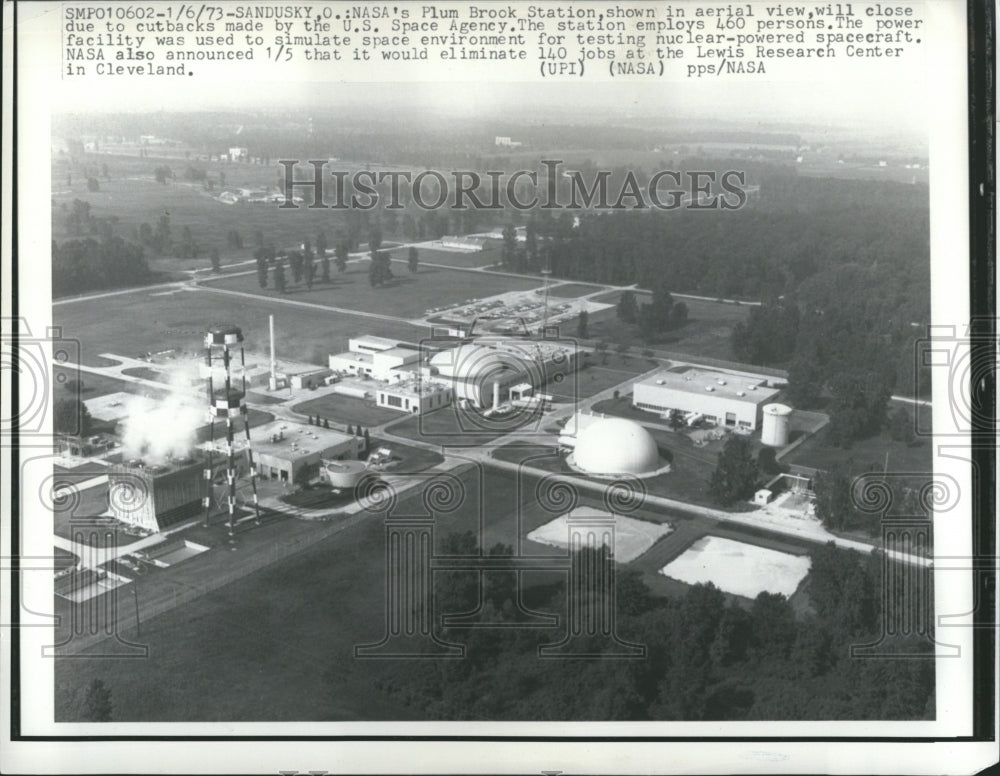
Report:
323,459,367,489
761,403,792,447
205,324,244,346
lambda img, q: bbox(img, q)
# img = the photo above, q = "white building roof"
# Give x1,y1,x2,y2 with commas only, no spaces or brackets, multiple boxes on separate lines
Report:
251,421,356,460
635,368,779,404
350,335,402,352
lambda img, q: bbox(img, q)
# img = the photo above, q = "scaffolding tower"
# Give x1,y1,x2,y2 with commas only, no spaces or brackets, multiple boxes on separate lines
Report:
201,324,261,535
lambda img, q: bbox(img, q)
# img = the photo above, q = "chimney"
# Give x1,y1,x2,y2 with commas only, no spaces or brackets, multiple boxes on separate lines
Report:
269,314,277,390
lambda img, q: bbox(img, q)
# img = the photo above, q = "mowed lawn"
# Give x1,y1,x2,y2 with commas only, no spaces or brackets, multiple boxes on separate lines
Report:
386,405,542,448
783,419,933,475
292,393,402,428
547,358,658,402
52,172,363,263
53,287,429,368
200,264,542,320
53,366,169,401
587,291,752,362
547,282,607,298
386,243,503,269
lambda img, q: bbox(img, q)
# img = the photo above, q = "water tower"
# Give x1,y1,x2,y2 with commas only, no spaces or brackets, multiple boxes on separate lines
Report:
201,324,261,535
761,403,792,447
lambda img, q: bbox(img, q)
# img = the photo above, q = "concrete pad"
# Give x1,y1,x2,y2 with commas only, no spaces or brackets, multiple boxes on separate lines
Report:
660,535,810,599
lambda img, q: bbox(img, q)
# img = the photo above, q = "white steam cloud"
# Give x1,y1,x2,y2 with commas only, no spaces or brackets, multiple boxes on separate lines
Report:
119,361,207,465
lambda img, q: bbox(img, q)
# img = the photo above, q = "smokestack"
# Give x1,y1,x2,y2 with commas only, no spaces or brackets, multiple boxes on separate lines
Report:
269,314,276,381
492,381,500,411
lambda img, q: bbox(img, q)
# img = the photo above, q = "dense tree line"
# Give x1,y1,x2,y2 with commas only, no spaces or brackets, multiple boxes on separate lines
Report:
362,536,934,720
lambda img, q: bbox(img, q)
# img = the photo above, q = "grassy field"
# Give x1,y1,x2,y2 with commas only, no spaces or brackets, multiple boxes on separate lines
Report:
386,405,540,448
292,393,400,428
53,170,360,261
547,282,607,298
548,359,657,402
586,291,752,362
53,366,169,401
53,287,429,368
200,263,541,320
783,419,933,475
388,243,502,269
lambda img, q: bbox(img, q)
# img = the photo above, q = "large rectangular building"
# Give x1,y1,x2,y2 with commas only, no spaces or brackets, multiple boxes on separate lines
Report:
251,421,364,483
428,337,578,409
632,368,780,431
108,458,204,532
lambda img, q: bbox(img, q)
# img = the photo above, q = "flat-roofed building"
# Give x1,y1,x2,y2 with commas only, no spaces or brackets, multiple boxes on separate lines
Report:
376,378,453,415
349,335,405,353
289,367,333,390
328,350,374,378
632,367,781,431
330,337,422,381
249,421,364,484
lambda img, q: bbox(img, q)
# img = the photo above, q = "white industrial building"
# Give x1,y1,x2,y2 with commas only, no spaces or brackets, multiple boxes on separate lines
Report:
632,368,781,431
376,378,454,415
327,334,575,413
328,336,422,382
428,338,577,409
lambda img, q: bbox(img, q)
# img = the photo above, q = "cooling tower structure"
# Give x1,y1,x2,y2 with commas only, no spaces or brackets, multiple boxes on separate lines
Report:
761,403,793,447
202,324,261,535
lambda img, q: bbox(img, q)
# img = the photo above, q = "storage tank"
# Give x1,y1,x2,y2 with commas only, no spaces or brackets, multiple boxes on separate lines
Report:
761,403,792,447
323,459,367,489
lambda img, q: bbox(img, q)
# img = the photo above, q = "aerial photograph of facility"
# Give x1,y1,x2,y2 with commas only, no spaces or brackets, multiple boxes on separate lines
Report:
45,80,936,727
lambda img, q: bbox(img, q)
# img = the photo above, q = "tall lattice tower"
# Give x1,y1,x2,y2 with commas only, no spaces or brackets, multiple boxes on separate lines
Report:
201,324,260,535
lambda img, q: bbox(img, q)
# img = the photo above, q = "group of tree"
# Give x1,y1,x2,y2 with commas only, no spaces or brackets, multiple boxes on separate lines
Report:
708,436,760,505
135,214,175,255
369,250,395,287
364,534,934,721
53,395,93,437
153,165,173,184
53,232,151,298
730,301,800,364
344,425,373,455
615,288,688,342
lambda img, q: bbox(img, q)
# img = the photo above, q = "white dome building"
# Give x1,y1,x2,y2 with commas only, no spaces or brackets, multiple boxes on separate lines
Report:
570,417,662,477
